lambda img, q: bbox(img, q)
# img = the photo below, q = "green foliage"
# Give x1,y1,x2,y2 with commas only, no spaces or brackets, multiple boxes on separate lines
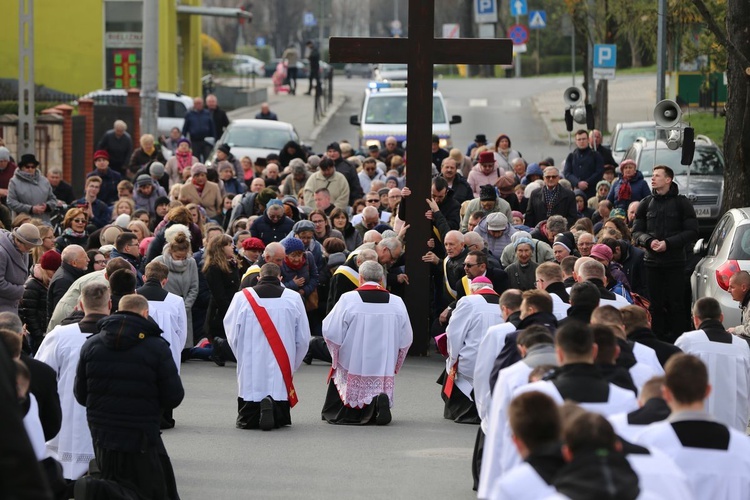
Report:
687,111,726,146
203,55,234,74
0,101,70,116
520,55,587,76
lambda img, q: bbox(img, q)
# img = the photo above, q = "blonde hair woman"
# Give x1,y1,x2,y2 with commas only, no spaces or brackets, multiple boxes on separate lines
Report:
112,197,136,220
127,220,152,242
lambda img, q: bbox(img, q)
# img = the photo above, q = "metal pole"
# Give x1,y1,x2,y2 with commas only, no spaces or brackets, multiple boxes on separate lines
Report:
18,0,35,157
514,15,521,78
586,0,595,106
141,0,159,136
571,29,575,86
656,0,667,102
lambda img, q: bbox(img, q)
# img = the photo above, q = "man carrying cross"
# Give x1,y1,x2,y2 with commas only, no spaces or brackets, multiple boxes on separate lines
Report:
329,0,513,355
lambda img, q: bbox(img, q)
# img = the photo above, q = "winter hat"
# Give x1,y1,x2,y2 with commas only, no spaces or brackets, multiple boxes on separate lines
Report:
327,252,346,268
257,188,277,207
514,237,535,250
0,147,10,162
164,224,191,244
13,223,42,246
326,142,342,153
39,249,62,272
281,195,298,207
511,231,532,243
136,174,152,187
386,175,399,185
525,163,543,178
289,158,306,170
265,199,283,211
611,208,627,220
496,175,516,195
486,212,508,231
478,151,495,164
218,144,231,155
293,220,315,234
115,214,131,228
479,184,496,201
149,162,165,177
282,237,305,254
100,225,124,246
242,237,266,251
93,150,110,161
307,155,321,169
190,163,208,175
217,161,234,172
596,180,611,191
155,196,170,207
590,243,613,262
378,187,390,197
511,210,524,221
177,138,191,147
574,189,587,200
553,232,576,253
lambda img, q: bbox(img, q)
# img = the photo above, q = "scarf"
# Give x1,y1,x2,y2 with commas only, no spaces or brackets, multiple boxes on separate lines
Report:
617,176,633,202
176,150,193,172
192,177,205,194
284,253,307,271
143,146,155,156
162,251,189,272
542,185,560,217
63,227,87,238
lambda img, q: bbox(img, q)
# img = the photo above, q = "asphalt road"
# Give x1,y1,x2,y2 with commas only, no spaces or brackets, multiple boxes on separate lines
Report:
163,355,478,499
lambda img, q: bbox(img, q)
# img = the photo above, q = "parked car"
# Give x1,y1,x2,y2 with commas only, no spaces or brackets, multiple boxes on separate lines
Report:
622,136,725,234
691,208,750,328
232,55,265,76
373,63,408,82
610,121,669,164
78,89,193,137
344,63,374,79
205,119,300,167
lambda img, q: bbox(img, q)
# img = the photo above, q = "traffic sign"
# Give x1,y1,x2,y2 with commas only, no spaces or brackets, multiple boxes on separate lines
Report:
529,10,547,29
475,0,498,23
442,24,460,39
255,37,266,48
594,68,616,80
510,0,528,17
594,44,617,68
303,12,317,27
508,24,529,45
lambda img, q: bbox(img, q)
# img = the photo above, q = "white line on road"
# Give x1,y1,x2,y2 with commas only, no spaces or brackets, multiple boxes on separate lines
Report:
469,99,488,107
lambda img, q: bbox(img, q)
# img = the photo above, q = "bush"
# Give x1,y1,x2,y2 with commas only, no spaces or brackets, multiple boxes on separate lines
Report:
0,101,72,116
203,55,234,74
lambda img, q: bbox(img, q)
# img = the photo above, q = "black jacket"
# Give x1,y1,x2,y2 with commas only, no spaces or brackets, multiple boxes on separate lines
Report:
525,186,578,229
559,305,594,327
618,241,648,298
205,262,240,339
444,175,473,205
490,311,558,387
249,213,295,245
632,183,699,267
434,189,462,234
553,449,640,500
333,157,364,205
48,262,86,319
453,267,509,308
52,180,76,205
545,281,570,303
563,147,605,198
20,276,48,342
54,232,89,253
209,106,230,138
21,352,62,442
627,327,682,367
74,311,183,452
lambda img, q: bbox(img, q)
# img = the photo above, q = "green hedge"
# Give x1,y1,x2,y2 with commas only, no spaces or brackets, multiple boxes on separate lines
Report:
0,101,71,116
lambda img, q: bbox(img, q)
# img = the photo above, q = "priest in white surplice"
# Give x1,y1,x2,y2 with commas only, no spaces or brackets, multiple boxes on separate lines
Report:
674,297,750,432
224,263,310,430
35,282,111,480
322,260,412,425
136,260,188,429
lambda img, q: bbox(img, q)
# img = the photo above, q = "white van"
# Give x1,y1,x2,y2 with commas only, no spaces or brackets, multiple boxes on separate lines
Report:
349,81,461,150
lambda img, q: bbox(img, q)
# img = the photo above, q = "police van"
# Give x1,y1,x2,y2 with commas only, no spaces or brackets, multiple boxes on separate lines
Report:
349,81,462,151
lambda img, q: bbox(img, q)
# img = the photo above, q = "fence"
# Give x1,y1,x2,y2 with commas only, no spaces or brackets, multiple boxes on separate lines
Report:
313,70,334,125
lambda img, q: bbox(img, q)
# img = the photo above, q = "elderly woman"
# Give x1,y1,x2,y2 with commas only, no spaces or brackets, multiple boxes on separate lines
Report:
165,138,198,187
178,163,222,219
127,133,166,180
7,154,57,222
505,238,539,291
54,207,90,251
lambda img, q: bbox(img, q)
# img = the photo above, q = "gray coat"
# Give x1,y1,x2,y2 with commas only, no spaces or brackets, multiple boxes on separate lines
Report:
7,169,57,222
0,231,30,314
153,251,199,346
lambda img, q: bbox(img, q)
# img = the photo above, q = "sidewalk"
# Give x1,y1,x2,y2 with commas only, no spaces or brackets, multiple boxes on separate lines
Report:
533,74,657,144
225,77,347,144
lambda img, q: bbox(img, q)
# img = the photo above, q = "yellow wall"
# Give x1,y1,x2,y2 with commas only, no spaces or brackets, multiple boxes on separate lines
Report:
0,0,202,97
0,0,103,95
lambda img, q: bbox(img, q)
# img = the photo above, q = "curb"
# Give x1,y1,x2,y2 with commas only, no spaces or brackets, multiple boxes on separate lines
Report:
532,96,569,147
308,95,348,144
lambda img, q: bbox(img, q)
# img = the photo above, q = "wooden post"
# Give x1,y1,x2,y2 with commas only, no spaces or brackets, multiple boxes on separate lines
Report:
127,88,141,142
77,98,94,181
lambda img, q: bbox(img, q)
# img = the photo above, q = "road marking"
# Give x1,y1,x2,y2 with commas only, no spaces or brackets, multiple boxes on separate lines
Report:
469,99,488,107
502,99,522,108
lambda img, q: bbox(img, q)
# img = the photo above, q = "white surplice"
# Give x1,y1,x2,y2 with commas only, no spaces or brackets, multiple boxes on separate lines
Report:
627,446,694,500
224,287,310,402
23,394,47,461
446,294,504,399
35,323,95,480
489,461,555,500
474,322,517,429
147,293,188,374
675,329,750,431
323,283,412,408
550,294,570,321
635,420,750,500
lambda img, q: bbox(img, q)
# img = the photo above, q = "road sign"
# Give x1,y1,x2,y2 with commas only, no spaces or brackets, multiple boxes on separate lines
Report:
475,0,498,23
303,12,317,27
255,37,266,48
529,10,547,29
508,24,529,45
512,43,527,54
510,0,528,17
594,44,617,68
442,24,460,38
594,68,616,80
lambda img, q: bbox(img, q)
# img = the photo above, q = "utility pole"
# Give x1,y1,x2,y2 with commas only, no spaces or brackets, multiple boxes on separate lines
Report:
141,0,159,136
586,0,595,106
656,0,667,102
18,0,35,157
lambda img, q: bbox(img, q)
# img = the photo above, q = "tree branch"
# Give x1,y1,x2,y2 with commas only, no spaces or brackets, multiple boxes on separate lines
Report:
690,0,750,74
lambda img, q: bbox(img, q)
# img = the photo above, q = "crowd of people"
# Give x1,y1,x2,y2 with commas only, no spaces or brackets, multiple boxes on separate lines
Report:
2,109,750,500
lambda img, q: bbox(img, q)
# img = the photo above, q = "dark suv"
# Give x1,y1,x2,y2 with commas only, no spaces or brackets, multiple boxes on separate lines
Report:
622,137,725,234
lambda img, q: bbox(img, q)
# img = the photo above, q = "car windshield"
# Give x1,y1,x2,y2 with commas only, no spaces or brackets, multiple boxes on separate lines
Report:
365,95,445,125
225,126,293,150
615,128,659,152
638,146,724,176
159,99,187,118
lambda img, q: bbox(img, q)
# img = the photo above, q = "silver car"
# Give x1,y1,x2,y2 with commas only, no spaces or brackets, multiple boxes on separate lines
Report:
206,119,300,167
610,121,668,164
691,208,750,328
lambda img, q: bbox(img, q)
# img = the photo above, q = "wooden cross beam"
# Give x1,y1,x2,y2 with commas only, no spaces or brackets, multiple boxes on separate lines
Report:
329,0,513,355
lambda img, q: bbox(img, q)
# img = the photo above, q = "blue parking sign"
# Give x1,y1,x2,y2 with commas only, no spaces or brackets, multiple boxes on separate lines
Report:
594,44,617,68
475,0,498,23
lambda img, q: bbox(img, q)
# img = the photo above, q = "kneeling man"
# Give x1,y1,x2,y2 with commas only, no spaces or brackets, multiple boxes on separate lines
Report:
322,260,413,425
224,263,310,430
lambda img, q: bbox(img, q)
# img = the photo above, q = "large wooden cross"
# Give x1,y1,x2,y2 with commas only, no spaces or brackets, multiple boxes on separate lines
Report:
329,1,513,355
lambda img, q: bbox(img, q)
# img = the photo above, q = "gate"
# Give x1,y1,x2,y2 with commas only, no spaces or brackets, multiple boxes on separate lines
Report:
93,104,135,146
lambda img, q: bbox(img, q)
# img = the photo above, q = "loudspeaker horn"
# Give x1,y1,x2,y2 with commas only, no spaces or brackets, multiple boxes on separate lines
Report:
654,99,682,128
665,130,681,150
564,87,582,106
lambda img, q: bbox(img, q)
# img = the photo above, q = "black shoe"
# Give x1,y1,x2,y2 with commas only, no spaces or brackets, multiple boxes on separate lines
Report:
74,476,94,500
304,91,312,95
181,348,191,363
259,396,275,431
375,393,392,425
209,340,225,367
302,353,313,365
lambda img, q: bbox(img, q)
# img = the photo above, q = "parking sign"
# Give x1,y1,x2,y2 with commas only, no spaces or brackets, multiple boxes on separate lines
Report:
594,44,617,68
475,0,498,23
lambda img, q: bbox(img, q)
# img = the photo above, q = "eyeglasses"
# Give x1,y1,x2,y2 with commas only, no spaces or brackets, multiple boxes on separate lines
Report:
544,175,559,179
72,218,87,223
21,165,36,170
94,259,106,265
463,262,479,268
366,199,379,203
